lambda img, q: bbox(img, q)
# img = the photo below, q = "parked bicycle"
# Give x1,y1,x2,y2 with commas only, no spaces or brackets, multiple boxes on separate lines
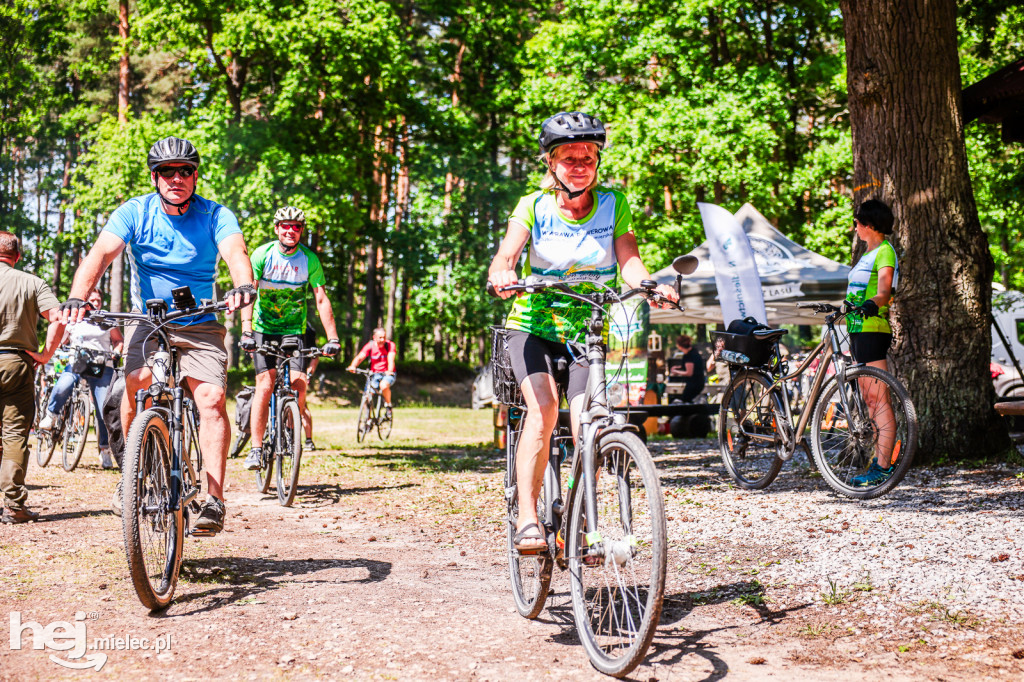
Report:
717,302,918,499
350,367,393,442
33,349,69,467
88,289,239,611
489,257,694,678
252,340,320,506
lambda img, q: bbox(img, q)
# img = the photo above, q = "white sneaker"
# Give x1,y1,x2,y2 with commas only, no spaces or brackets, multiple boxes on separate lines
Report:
38,413,55,431
99,448,115,470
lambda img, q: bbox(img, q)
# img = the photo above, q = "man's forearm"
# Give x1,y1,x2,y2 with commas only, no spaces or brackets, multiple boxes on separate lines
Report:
316,295,339,340
69,249,117,300
40,317,66,363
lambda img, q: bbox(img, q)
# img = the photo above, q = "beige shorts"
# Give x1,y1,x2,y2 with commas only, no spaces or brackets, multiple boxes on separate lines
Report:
123,318,228,388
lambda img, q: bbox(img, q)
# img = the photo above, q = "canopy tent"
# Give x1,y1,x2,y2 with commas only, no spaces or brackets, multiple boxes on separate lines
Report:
650,204,851,326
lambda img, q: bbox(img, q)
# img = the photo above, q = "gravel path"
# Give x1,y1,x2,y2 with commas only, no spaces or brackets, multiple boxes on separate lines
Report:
2,421,1023,680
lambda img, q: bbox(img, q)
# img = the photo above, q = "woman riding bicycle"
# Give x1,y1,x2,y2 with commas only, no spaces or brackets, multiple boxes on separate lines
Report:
846,199,900,487
487,111,677,553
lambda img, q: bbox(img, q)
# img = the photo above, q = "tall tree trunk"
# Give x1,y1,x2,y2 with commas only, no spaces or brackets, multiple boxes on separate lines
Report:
398,270,409,361
110,4,130,312
344,249,356,358
386,118,409,341
841,0,1007,460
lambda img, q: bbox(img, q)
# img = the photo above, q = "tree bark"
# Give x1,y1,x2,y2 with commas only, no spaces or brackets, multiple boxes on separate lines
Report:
118,0,130,120
841,0,1008,460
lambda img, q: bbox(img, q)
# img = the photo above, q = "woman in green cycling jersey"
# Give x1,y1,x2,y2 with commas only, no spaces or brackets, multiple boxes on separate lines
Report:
846,199,900,486
487,112,677,552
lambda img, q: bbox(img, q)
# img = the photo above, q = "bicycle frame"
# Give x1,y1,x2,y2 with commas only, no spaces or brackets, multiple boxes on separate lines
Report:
736,310,858,457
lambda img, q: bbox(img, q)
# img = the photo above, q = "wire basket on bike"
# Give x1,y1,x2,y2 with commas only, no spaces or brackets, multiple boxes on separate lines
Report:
490,326,523,406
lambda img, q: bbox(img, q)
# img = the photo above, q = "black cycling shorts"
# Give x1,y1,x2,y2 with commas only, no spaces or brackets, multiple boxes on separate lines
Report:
506,330,589,403
849,332,891,364
254,332,306,376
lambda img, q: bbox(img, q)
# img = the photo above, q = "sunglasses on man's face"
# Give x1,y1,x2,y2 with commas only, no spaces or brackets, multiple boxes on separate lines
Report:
155,166,196,179
278,223,303,232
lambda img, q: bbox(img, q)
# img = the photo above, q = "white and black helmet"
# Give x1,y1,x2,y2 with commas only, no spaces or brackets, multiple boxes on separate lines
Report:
274,206,306,224
538,112,606,155
147,136,200,170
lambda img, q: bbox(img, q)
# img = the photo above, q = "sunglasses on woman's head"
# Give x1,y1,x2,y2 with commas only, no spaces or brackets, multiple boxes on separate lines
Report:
155,166,196,179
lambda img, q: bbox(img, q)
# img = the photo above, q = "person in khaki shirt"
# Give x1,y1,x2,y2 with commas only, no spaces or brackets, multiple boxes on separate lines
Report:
0,231,65,523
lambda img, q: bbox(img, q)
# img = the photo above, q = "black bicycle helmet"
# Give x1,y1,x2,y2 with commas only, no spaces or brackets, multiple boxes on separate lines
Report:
147,136,201,171
538,112,606,155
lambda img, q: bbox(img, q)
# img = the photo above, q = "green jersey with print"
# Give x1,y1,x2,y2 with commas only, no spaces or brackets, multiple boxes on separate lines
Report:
845,240,899,334
251,241,325,335
505,187,631,344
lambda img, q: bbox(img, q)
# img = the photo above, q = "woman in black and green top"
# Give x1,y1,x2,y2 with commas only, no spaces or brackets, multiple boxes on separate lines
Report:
846,199,900,487
487,112,677,552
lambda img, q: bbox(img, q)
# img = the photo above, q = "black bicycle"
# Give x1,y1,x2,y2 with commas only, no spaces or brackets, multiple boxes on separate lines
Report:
252,340,320,507
88,287,250,610
34,353,93,471
351,367,393,442
488,256,695,678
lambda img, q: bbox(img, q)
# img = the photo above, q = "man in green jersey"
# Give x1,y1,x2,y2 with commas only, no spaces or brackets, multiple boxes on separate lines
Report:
241,207,340,470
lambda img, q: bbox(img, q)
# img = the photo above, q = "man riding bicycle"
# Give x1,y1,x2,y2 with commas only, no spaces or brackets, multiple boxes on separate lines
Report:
347,328,396,414
241,206,340,471
62,136,255,534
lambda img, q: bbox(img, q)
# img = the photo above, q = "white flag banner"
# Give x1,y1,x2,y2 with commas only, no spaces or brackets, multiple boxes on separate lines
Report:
698,202,766,326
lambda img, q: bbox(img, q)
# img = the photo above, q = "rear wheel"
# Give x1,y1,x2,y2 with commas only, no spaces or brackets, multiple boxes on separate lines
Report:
122,409,182,611
275,399,303,506
811,366,917,500
255,429,274,494
62,390,93,472
506,409,553,619
567,431,666,677
718,370,785,489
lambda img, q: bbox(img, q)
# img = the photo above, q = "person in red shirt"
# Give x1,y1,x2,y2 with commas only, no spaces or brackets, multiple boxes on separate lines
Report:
347,328,397,410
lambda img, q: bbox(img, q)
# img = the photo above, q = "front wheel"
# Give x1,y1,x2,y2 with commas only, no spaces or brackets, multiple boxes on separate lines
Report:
122,408,183,611
36,431,57,468
718,370,785,489
62,391,93,472
255,430,274,495
376,398,393,440
811,366,917,500
275,400,303,507
567,431,666,678
356,395,371,443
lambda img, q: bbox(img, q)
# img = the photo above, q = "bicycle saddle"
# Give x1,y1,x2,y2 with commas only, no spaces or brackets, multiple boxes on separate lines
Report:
752,328,789,343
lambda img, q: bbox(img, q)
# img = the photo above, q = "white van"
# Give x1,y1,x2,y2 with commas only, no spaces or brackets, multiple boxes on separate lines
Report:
991,291,1024,399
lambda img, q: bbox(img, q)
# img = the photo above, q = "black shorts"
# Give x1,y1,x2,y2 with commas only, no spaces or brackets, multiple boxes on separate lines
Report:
254,332,306,376
506,330,589,403
849,332,891,364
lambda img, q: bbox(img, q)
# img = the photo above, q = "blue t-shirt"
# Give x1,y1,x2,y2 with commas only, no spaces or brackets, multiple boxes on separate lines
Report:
104,193,242,323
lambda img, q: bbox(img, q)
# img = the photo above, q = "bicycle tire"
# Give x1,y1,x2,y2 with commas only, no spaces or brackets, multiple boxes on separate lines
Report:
62,390,93,472
275,399,303,507
122,408,183,611
811,366,918,500
717,369,785,490
255,430,274,494
228,431,249,459
506,410,553,619
567,431,666,677
36,431,57,468
377,399,393,440
356,395,371,443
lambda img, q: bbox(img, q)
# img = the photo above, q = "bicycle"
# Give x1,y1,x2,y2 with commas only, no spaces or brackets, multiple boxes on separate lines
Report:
88,287,247,610
33,349,69,467
489,260,694,678
34,358,94,472
351,367,393,442
251,340,320,506
717,302,918,499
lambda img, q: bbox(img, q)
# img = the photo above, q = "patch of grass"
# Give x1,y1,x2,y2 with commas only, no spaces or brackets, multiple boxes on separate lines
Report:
928,603,981,629
731,581,767,608
800,622,835,638
851,571,874,592
820,576,852,605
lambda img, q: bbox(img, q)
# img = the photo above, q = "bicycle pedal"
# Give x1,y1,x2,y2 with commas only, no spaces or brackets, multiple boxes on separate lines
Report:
188,528,218,538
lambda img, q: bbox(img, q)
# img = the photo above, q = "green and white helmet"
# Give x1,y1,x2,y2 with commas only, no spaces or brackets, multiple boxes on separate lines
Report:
274,206,305,224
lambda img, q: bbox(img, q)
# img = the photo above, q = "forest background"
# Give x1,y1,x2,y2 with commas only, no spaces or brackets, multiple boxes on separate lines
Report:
1,0,1021,375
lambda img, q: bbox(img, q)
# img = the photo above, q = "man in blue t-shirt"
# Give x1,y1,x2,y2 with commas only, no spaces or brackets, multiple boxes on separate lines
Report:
62,136,256,535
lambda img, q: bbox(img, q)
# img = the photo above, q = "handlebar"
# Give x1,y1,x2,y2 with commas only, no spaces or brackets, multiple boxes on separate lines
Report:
486,277,683,311
87,298,232,328
254,343,322,360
